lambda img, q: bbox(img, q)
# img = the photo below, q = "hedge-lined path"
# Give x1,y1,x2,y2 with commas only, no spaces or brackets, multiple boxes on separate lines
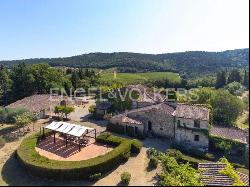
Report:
1,138,161,186
93,148,160,186
1,140,160,186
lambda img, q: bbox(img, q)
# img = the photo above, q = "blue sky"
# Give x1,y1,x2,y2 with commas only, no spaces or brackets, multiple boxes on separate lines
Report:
0,0,249,60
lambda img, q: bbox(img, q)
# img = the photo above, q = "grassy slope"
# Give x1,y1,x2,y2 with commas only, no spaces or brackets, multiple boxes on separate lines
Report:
100,72,181,85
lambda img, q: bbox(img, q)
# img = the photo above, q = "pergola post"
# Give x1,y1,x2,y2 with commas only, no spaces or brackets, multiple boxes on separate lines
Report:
79,137,81,152
53,132,56,143
66,137,68,147
95,129,96,139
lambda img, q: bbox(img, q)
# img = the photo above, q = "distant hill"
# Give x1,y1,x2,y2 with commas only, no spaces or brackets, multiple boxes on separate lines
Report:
1,48,248,77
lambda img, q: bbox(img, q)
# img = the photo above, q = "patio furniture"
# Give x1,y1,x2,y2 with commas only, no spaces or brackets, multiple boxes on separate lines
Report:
43,121,97,152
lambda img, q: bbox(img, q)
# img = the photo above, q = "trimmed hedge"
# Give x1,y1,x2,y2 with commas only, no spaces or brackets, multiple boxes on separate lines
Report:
166,149,205,169
171,143,216,161
130,139,143,154
16,132,139,180
89,173,102,181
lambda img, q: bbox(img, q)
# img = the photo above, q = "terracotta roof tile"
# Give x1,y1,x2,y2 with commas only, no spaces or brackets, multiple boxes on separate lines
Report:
211,125,248,144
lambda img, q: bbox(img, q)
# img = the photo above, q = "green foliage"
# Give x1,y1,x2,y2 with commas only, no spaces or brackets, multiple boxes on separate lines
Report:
170,143,216,161
9,63,70,103
2,49,248,78
224,82,246,96
215,70,227,88
89,173,102,181
228,69,242,84
14,112,37,127
101,72,180,85
88,105,96,114
146,148,162,158
96,132,126,146
159,154,203,186
120,172,131,185
16,133,135,180
70,68,99,91
101,72,181,87
219,158,246,186
209,135,245,155
0,65,12,105
204,153,216,161
211,89,244,126
54,105,74,119
165,149,183,161
0,107,30,124
190,87,244,126
187,75,216,88
242,70,249,89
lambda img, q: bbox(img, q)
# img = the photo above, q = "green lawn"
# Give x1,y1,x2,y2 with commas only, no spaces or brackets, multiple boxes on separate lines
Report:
100,72,181,85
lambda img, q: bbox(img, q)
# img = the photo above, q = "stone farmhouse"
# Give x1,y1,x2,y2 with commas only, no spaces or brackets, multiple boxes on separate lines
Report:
110,102,210,151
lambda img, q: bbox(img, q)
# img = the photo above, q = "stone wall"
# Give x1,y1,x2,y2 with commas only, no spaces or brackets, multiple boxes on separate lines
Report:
110,109,210,150
128,108,175,138
175,117,209,150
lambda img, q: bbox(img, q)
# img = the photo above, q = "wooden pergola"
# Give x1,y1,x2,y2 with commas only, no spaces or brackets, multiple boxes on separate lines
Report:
43,121,97,151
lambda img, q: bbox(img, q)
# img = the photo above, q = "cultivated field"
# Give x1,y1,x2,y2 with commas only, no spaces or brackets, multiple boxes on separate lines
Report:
100,72,181,85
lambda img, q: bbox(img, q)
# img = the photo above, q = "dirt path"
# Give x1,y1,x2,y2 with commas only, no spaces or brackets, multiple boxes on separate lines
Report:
94,148,159,186
0,120,160,186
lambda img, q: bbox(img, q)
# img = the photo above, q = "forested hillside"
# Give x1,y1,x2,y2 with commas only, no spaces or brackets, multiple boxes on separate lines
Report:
0,49,248,77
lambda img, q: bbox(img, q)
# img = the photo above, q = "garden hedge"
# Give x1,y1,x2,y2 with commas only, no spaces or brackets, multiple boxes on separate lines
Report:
209,135,246,155
16,132,142,180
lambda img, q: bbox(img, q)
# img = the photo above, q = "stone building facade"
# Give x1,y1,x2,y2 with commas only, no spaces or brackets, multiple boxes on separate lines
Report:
110,102,210,151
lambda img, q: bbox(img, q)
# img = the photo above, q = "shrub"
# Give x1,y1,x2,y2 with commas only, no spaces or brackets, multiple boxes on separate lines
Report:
0,136,5,149
0,107,29,124
166,149,183,161
16,133,133,180
89,173,102,181
15,112,37,128
149,156,158,169
204,153,215,161
54,105,74,119
120,172,131,185
166,149,200,168
159,155,203,186
96,132,126,146
88,105,96,114
146,148,161,158
171,143,215,161
130,139,143,154
209,135,245,156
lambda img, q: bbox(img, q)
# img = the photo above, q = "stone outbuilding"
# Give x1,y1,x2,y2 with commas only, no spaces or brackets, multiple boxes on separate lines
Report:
110,102,210,151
